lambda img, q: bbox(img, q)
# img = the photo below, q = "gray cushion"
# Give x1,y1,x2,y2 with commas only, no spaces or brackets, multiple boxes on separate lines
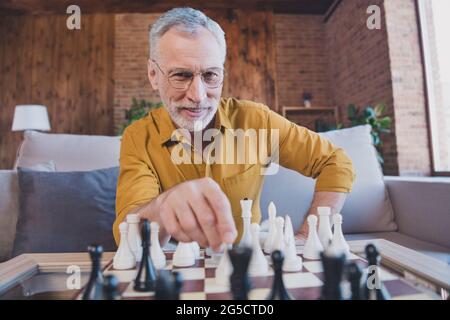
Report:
261,125,397,234
12,167,119,256
16,131,121,171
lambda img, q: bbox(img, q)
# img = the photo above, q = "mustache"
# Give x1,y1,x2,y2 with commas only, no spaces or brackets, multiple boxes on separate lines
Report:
175,103,211,110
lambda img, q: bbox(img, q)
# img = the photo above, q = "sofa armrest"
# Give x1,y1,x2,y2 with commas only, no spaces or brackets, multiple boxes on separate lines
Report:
0,170,19,262
384,176,450,249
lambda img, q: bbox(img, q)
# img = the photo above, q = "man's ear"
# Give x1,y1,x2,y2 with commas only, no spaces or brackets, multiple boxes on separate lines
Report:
147,59,159,90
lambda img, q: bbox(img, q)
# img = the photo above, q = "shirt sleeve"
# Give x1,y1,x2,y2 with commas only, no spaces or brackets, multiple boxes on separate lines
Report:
267,109,355,193
113,128,161,244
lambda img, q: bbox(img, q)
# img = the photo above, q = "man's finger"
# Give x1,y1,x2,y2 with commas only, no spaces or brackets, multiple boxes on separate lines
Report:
172,199,208,247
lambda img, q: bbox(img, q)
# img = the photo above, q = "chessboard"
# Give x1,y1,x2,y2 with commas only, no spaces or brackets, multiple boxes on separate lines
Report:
78,245,435,300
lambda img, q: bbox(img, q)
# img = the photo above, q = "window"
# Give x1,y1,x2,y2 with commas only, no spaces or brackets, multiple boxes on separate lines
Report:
418,0,450,174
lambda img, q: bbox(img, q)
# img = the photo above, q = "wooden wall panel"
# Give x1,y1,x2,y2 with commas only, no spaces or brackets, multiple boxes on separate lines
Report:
207,9,278,111
0,14,114,169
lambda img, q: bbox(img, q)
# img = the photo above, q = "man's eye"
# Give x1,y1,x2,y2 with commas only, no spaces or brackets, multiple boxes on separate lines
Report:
171,72,192,80
203,72,219,81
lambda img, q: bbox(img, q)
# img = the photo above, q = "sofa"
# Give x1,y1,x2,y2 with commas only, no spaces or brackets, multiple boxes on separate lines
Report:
1,127,449,264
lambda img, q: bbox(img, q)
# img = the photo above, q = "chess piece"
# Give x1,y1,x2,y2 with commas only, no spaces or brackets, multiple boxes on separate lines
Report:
150,221,166,269
215,244,232,286
134,220,157,292
329,213,350,257
317,207,333,249
102,274,119,300
229,246,253,300
82,244,104,300
127,213,142,261
155,270,184,300
267,250,292,300
363,244,391,300
249,223,269,276
264,202,277,254
320,246,346,300
113,222,136,270
346,262,362,300
303,215,324,260
272,217,285,253
283,216,303,272
173,242,196,267
190,241,201,259
238,198,253,248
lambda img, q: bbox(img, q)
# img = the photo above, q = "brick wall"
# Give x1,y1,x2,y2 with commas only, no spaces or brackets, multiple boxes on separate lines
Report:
275,15,331,108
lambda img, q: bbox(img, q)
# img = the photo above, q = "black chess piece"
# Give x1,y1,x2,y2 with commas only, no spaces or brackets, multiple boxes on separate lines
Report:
134,220,157,292
362,244,391,300
320,249,346,300
155,270,184,300
267,250,292,300
102,274,119,300
346,262,362,300
228,246,252,300
82,244,104,300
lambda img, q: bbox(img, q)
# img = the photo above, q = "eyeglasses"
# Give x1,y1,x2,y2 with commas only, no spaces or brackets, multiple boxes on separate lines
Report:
151,59,225,91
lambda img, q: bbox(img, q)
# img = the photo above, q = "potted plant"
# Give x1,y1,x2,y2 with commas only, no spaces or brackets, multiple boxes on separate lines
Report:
303,92,313,108
117,98,162,135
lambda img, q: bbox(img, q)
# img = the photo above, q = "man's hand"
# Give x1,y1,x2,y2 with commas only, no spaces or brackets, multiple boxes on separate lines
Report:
144,177,237,251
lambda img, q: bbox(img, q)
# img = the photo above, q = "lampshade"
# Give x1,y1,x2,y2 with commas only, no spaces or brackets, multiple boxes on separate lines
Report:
11,105,51,131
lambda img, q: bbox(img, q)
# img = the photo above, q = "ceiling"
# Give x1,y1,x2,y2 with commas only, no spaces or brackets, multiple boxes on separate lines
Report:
0,0,336,16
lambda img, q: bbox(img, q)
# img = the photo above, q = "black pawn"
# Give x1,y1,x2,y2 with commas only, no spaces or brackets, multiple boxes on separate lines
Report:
320,250,346,300
155,270,184,300
229,246,252,300
103,274,119,300
134,220,157,292
267,250,292,300
82,244,104,300
363,244,391,300
346,262,362,300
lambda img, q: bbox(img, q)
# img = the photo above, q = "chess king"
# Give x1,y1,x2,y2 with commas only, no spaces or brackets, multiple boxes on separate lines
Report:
113,7,355,251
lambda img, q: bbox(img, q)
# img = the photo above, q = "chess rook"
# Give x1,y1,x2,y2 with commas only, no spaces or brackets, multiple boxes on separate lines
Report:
127,213,142,261
317,207,333,249
113,222,136,270
82,244,104,300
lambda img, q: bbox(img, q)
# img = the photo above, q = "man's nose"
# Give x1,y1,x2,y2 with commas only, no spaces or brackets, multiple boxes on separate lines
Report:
186,75,207,103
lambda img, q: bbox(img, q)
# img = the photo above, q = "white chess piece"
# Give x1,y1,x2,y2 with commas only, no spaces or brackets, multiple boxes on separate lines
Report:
215,244,232,286
190,241,201,259
173,242,195,267
263,202,277,254
150,222,166,269
303,215,324,260
238,198,253,248
272,216,285,253
126,213,142,261
329,213,350,257
283,216,303,272
317,207,333,249
113,222,136,270
249,223,269,276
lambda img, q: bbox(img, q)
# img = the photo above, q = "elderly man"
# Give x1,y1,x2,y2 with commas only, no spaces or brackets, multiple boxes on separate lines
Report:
113,7,355,251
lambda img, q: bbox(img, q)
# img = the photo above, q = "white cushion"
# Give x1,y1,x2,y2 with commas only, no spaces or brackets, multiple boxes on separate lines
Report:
261,125,397,233
16,131,121,171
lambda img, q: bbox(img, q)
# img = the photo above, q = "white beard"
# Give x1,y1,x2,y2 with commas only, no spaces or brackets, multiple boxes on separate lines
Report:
166,102,218,132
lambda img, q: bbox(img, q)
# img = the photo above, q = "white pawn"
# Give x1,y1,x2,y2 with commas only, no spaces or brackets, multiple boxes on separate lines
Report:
238,198,253,248
249,224,269,276
263,202,277,254
113,222,136,270
329,213,350,257
150,222,166,269
283,216,303,272
317,207,333,249
173,242,195,267
272,217,285,253
190,241,201,259
303,215,324,260
126,213,142,261
215,244,232,286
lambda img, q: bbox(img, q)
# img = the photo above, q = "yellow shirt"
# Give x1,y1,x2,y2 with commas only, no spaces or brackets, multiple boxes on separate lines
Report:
114,98,355,244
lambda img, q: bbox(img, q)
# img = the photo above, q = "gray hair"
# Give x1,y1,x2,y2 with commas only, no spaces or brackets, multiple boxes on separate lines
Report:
149,7,227,63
